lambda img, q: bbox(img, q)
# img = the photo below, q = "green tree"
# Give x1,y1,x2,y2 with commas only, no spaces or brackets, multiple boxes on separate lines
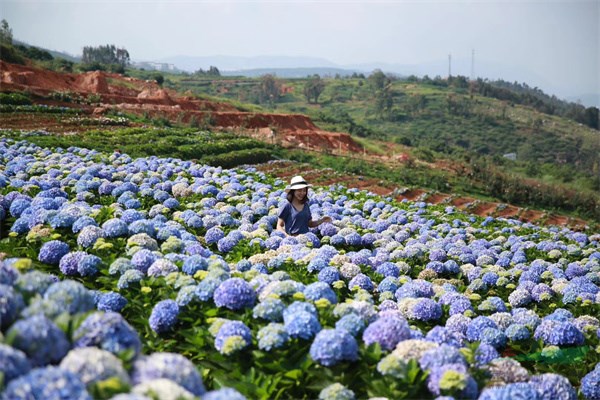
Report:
303,74,326,104
82,44,130,69
154,74,164,86
0,19,13,45
259,74,281,105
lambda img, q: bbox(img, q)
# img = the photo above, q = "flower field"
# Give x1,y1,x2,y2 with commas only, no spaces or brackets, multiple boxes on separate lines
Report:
1,136,599,400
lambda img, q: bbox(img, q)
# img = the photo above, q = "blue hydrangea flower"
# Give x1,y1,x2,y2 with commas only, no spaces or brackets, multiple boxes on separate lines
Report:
2,366,91,400
0,343,31,384
72,216,98,233
0,261,19,285
78,254,102,276
474,343,500,366
132,352,205,396
348,273,374,291
77,225,105,248
335,313,365,337
408,298,442,322
318,267,340,284
304,281,338,304
38,239,70,265
59,346,130,387
214,278,257,310
257,322,289,351
318,383,355,400
505,323,531,342
43,279,95,315
59,251,87,276
149,299,180,333
102,218,129,237
74,311,142,357
147,259,179,277
203,388,247,400
425,326,465,348
395,279,434,299
253,298,285,321
426,363,478,399
480,327,508,349
214,320,252,353
533,320,584,346
131,249,160,274
7,314,70,366
117,269,145,289
284,310,322,340
363,314,411,351
465,316,498,342
580,366,600,400
419,344,467,370
0,283,24,330
97,291,128,312
529,373,577,400
478,382,541,400
14,270,59,296
205,226,225,245
376,262,400,277
309,328,359,366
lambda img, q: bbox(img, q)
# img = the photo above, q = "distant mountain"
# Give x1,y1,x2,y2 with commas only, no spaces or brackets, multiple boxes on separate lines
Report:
220,67,362,78
155,55,338,72
565,93,600,108
13,39,80,62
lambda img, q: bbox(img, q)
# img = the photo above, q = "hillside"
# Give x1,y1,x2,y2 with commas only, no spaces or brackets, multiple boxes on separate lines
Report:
1,59,599,227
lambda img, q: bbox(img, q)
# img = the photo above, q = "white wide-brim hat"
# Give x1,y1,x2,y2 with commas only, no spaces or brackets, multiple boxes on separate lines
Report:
285,175,313,193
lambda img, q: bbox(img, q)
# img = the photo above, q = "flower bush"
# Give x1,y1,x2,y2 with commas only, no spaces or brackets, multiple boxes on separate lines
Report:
0,136,599,399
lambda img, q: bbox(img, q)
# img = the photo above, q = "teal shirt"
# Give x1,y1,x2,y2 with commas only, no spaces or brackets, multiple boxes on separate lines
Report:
278,202,312,235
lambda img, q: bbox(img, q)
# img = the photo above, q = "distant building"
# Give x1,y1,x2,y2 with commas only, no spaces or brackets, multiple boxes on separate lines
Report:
503,153,517,161
132,61,178,72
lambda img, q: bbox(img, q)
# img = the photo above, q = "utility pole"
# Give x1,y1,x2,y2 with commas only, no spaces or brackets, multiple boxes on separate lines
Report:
471,49,475,81
448,53,452,78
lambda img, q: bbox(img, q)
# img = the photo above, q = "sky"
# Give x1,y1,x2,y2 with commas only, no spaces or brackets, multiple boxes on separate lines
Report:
2,0,599,103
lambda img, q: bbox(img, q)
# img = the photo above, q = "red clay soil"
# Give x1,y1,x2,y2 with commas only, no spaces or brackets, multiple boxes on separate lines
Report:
0,61,363,154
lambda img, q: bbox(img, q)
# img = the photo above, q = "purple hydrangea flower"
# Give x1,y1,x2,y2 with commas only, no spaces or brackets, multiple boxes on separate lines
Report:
147,259,179,277
77,225,105,248
205,226,225,245
149,299,180,333
131,249,160,274
363,314,411,351
213,278,257,310
466,316,498,342
425,326,465,348
348,273,374,291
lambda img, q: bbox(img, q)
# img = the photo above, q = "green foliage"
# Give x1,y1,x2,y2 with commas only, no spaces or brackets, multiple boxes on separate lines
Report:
81,44,130,70
303,74,326,104
0,19,13,45
0,92,32,105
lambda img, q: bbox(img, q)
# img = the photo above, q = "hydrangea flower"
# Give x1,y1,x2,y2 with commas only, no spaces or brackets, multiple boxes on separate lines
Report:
318,383,355,400
362,314,411,351
43,279,95,315
7,314,70,366
581,365,600,400
284,310,321,340
304,281,338,304
2,366,91,400
60,346,130,387
214,278,257,310
77,225,105,248
203,388,247,400
0,343,31,384
37,239,70,265
253,297,285,321
214,320,252,355
533,320,584,346
478,382,541,400
257,322,289,351
74,311,142,357
149,299,180,333
309,328,359,366
426,363,478,399
131,352,205,396
97,291,128,312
